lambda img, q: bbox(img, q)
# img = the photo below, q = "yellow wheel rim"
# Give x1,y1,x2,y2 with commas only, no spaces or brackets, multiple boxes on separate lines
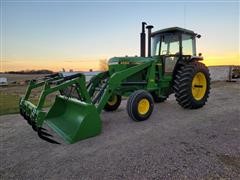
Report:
108,95,118,106
138,98,150,115
192,72,207,100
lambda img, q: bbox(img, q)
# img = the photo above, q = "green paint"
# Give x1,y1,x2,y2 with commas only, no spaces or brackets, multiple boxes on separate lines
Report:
45,96,101,144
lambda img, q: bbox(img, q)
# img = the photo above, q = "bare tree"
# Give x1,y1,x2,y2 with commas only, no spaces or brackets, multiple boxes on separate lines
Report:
99,59,108,71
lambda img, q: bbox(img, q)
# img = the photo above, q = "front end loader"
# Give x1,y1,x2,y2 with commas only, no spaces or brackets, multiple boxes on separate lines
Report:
20,22,210,144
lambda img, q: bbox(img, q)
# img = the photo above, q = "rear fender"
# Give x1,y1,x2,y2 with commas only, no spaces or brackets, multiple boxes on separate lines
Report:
190,56,203,62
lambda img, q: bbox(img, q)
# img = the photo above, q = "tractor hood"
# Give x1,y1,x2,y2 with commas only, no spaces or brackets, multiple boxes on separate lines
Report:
108,56,153,65
108,56,155,76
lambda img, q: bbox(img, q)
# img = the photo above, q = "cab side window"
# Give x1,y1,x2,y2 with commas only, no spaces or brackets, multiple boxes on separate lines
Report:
182,34,194,55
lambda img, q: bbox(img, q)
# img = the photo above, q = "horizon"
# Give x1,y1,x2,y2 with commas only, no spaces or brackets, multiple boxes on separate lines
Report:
1,0,239,72
1,60,240,73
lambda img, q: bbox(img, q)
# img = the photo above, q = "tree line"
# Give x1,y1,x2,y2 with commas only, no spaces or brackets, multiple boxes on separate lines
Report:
4,69,54,74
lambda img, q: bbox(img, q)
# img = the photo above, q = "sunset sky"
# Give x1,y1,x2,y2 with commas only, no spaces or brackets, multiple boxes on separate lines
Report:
1,0,239,72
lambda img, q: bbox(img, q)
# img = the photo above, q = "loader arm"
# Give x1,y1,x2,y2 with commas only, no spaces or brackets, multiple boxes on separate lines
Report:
96,61,152,112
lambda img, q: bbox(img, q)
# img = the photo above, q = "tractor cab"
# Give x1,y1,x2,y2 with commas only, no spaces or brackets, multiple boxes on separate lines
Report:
140,23,202,74
151,27,200,73
151,27,197,57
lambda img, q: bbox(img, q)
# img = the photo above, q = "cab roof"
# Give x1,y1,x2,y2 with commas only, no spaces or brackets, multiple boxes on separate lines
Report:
151,27,196,36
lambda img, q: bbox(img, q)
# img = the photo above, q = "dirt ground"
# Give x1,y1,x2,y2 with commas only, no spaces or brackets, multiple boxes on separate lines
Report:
0,82,239,179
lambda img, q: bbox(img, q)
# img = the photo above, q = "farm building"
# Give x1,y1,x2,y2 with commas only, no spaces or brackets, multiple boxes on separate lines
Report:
0,77,8,86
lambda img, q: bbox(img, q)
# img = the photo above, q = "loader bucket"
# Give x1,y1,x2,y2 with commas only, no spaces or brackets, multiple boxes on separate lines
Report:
44,95,101,144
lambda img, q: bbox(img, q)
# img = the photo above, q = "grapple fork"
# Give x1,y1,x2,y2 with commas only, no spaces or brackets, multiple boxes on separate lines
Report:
19,73,101,144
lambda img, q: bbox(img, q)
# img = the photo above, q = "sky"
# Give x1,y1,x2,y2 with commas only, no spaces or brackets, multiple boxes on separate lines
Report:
1,0,239,72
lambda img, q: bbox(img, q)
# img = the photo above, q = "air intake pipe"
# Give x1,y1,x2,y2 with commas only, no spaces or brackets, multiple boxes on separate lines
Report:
140,22,147,57
146,25,154,57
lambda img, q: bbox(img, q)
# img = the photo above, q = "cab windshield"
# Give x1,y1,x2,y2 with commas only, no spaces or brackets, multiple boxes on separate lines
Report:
151,34,180,56
151,33,196,56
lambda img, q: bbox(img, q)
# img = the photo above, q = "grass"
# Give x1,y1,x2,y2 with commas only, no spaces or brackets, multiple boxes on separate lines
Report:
0,74,58,116
0,92,54,116
0,93,20,115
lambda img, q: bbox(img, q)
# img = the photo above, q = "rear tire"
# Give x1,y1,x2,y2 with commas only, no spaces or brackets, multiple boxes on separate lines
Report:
127,90,154,121
104,94,121,111
173,61,210,109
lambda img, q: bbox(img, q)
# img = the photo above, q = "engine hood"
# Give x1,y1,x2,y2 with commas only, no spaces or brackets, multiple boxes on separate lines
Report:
108,56,154,65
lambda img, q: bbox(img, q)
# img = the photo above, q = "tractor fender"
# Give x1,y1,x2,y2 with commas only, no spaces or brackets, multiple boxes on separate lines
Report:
190,56,204,62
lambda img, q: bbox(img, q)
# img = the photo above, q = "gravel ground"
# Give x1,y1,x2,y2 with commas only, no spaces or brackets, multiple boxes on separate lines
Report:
0,81,240,179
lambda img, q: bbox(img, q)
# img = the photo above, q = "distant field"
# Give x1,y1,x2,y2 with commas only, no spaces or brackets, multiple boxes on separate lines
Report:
0,73,46,82
0,74,55,115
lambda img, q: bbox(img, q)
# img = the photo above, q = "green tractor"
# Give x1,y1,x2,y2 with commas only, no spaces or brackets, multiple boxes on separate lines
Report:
19,22,210,144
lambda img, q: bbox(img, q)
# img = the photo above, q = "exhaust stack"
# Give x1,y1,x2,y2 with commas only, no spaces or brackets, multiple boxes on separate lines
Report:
140,22,147,57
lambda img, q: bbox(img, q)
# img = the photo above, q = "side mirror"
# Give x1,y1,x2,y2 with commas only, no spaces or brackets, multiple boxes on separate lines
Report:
198,53,202,56
196,34,201,38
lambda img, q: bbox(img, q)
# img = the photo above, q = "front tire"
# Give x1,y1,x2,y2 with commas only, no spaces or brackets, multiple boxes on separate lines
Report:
127,90,154,121
173,61,210,109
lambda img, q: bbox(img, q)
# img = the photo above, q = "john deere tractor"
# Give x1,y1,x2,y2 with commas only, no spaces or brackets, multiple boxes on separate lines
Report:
19,22,210,144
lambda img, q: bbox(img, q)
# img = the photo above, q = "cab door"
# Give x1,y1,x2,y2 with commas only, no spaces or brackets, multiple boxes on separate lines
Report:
160,34,180,75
